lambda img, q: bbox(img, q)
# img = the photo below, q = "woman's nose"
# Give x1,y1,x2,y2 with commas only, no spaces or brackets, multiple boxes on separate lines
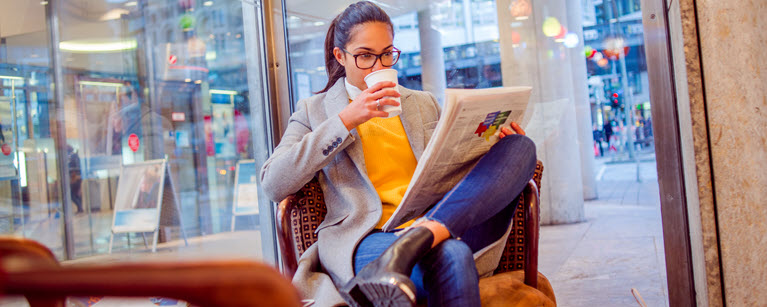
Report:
371,58,386,71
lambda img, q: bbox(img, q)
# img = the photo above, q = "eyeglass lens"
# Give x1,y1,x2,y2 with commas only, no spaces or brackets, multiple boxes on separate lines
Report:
356,51,400,69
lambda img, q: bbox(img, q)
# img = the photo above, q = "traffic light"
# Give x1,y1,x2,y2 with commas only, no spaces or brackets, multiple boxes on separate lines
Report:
611,92,620,108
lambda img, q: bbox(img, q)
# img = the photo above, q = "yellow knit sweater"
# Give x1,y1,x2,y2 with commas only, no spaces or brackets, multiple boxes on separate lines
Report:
356,115,418,229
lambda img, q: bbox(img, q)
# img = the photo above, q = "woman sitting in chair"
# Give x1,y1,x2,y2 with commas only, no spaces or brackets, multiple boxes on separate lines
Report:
260,2,536,306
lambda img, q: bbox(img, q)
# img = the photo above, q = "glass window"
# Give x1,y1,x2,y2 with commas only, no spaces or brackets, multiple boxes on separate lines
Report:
284,0,665,304
1,1,62,258
0,0,276,267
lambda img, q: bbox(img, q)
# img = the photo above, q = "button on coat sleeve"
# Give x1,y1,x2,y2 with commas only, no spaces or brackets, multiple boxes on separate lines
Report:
260,99,354,202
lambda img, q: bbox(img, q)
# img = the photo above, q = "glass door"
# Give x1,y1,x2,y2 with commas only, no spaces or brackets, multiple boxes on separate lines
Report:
0,0,64,260
0,0,278,263
51,0,277,260
0,76,22,240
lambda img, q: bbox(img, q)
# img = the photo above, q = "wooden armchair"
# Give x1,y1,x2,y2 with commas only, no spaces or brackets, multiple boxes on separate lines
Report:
0,237,301,307
276,161,556,306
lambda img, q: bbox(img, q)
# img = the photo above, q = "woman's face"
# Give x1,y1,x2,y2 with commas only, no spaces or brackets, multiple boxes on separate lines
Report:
333,21,394,91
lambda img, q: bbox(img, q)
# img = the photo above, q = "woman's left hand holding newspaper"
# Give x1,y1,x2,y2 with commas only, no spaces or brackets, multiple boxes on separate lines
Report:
498,122,526,138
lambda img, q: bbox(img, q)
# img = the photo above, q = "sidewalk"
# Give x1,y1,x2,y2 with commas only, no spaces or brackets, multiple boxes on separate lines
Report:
538,156,669,307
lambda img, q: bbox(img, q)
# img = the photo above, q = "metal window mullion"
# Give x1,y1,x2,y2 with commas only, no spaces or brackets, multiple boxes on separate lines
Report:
46,0,75,260
640,0,696,305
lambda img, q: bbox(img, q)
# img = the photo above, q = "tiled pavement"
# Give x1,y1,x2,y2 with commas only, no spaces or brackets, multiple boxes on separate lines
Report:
539,156,669,307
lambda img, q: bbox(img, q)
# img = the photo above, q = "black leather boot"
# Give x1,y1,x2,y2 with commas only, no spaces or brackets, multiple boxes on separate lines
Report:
340,227,435,307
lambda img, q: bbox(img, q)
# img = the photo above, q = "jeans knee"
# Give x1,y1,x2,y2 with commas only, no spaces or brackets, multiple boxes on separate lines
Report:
498,134,537,166
432,239,476,272
419,239,480,306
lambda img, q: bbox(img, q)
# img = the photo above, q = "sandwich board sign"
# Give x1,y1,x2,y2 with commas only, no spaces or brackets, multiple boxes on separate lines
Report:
231,159,259,231
109,159,188,252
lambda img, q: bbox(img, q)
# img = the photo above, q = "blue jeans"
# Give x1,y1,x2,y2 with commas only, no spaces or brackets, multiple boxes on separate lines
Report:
353,134,537,306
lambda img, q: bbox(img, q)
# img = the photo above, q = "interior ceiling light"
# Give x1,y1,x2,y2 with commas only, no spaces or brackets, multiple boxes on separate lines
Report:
100,8,130,21
210,89,238,95
79,81,124,87
542,17,561,37
564,33,580,48
60,39,138,53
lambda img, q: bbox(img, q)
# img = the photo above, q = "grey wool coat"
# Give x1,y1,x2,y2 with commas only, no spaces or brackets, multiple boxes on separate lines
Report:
260,78,514,306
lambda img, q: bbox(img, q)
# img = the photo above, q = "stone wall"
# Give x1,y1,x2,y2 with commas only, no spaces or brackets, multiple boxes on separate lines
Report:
676,0,767,305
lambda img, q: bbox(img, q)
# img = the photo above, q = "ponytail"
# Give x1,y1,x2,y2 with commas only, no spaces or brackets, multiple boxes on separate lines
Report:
318,18,346,94
316,1,393,94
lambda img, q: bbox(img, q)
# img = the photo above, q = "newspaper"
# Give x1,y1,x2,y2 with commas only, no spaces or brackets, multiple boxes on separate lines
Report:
381,86,533,231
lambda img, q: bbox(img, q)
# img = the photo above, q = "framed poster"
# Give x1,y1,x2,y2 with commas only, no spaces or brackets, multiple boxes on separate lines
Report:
231,159,259,231
111,160,166,234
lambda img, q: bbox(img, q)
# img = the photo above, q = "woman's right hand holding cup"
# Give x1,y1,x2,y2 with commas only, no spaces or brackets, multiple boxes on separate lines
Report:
339,81,401,131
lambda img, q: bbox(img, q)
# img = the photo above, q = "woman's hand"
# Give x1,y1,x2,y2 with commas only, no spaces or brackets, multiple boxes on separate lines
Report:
498,122,525,138
338,81,401,131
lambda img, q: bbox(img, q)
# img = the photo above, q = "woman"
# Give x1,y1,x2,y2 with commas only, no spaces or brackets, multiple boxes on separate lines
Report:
260,2,536,306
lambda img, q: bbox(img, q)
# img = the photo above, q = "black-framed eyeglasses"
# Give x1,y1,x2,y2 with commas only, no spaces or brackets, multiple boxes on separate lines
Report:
342,48,401,69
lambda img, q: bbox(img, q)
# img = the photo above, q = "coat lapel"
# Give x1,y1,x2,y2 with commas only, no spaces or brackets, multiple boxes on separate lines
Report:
323,78,369,177
397,86,425,161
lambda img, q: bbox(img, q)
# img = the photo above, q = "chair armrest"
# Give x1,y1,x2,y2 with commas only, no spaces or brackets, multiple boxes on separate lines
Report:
277,196,298,278
3,261,302,307
523,179,540,289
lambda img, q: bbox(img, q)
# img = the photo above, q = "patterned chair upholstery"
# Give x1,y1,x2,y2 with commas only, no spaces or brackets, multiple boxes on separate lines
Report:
276,161,556,306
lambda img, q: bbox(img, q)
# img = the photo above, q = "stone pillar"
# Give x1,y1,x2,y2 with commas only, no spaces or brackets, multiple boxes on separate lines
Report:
417,9,447,105
461,0,474,43
495,0,585,224
566,0,598,200
689,0,767,304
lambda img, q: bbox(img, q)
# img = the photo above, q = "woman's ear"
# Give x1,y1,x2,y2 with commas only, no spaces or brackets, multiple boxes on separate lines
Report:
333,47,346,67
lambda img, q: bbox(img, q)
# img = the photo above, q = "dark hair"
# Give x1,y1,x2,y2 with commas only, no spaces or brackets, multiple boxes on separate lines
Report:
317,1,393,93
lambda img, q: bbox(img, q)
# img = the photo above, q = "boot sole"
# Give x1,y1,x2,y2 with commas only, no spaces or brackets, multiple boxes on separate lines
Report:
340,273,416,307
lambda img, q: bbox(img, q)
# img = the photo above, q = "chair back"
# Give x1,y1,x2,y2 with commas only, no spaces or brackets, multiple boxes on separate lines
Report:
282,181,327,257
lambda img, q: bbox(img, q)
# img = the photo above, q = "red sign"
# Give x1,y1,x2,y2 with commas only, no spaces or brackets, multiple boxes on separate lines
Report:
128,134,140,152
168,54,178,65
1,143,10,156
204,115,214,156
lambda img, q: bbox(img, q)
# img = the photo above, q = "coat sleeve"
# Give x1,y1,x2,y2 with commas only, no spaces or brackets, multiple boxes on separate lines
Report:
260,98,355,202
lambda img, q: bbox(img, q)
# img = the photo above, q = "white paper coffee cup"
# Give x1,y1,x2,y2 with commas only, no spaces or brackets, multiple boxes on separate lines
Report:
364,69,402,118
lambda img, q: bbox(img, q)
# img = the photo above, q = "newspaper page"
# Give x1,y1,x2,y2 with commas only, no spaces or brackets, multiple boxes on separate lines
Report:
381,86,533,231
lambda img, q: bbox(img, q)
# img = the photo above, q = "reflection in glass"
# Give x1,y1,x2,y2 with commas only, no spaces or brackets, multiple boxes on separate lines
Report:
283,0,655,251
0,1,63,259
0,0,275,262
